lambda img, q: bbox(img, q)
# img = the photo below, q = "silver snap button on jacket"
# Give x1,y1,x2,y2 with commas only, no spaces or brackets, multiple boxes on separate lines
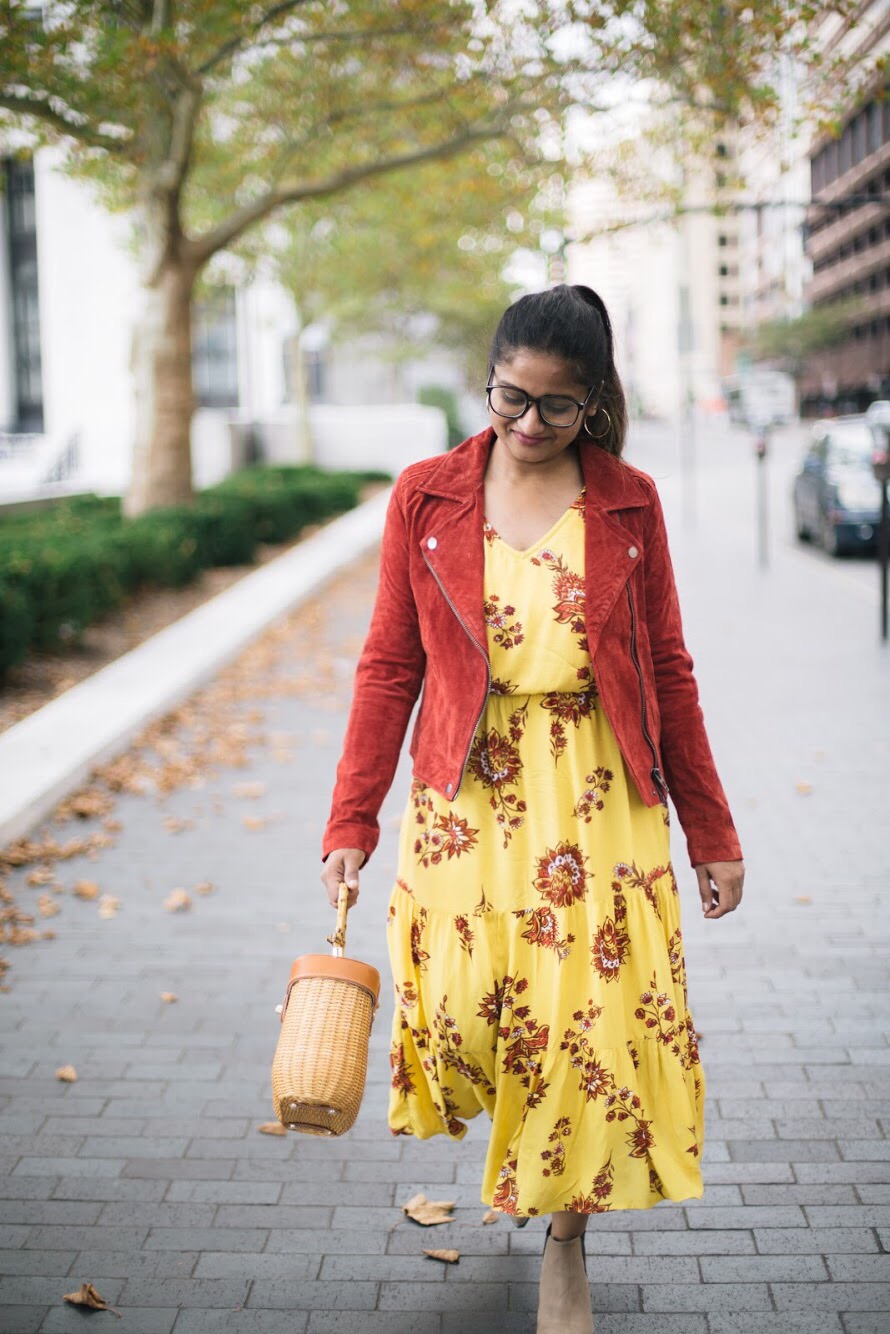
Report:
628,545,639,559
426,536,438,550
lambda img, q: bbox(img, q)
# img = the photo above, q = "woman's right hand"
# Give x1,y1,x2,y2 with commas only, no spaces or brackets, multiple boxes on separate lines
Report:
321,848,366,909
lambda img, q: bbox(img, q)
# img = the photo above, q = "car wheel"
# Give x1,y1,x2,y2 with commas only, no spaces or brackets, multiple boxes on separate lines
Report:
821,517,842,557
794,503,810,542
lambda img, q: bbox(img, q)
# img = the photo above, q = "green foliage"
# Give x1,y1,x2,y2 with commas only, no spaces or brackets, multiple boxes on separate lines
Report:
417,385,466,450
745,300,863,377
0,465,384,675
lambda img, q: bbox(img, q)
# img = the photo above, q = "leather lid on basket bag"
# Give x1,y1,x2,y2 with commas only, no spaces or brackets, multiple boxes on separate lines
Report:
280,953,381,1021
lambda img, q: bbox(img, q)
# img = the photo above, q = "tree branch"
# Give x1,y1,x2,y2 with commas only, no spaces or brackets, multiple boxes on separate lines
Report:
0,89,129,152
190,122,508,265
195,0,314,76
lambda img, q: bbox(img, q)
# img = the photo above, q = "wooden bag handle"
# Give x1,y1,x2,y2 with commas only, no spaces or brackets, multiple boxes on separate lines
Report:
325,882,349,957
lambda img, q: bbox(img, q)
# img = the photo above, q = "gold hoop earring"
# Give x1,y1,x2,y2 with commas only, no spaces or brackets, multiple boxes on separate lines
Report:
583,407,612,439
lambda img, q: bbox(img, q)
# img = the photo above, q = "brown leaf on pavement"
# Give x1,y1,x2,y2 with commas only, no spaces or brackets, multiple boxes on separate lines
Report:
56,788,116,822
795,781,813,795
55,1065,78,1082
163,815,195,833
98,895,120,919
423,1248,460,1263
163,889,192,913
160,992,178,1003
233,781,267,798
258,1121,287,1136
195,881,215,895
73,880,100,900
401,1193,457,1226
26,866,57,887
793,895,813,904
37,895,60,918
62,1281,121,1316
482,1210,500,1224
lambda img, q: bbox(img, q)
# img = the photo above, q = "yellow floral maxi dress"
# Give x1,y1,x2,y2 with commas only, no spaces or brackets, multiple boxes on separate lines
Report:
387,490,705,1216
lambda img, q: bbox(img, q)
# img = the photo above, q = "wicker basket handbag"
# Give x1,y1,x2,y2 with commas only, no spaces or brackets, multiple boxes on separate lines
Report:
271,884,381,1136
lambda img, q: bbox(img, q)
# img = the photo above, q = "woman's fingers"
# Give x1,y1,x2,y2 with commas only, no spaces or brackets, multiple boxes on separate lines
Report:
697,861,744,920
321,848,365,909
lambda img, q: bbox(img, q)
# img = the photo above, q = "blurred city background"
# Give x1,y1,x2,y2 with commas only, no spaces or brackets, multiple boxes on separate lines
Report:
0,4,889,1332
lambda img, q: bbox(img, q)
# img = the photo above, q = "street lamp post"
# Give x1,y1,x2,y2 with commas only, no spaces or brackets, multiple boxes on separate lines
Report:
754,420,770,569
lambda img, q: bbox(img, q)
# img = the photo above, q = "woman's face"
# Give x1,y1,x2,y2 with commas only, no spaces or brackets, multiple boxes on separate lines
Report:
487,349,595,468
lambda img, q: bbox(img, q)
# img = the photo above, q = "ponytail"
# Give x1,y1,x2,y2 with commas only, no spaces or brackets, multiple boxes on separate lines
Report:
489,283,628,457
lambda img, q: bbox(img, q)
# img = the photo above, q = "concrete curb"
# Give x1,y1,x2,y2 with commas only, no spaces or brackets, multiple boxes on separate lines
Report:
0,486,391,847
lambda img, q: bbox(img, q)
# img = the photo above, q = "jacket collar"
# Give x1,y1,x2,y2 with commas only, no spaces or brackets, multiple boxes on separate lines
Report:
417,427,648,512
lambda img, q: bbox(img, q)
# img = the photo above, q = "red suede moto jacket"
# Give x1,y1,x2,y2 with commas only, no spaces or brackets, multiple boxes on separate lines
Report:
323,428,742,869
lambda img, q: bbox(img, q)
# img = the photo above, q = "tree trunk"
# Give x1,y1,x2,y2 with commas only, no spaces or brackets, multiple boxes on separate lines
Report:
288,327,314,464
125,259,197,516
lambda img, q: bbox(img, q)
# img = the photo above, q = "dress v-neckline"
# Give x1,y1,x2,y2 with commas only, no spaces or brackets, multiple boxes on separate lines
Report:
484,488,585,559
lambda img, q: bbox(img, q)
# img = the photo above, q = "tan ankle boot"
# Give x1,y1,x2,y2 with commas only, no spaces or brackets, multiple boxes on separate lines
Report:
536,1224,594,1333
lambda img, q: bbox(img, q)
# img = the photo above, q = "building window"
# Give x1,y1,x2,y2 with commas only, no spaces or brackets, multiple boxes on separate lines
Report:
192,287,239,408
3,156,44,433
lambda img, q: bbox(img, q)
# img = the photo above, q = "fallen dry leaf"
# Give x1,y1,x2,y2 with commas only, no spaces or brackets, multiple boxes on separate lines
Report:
482,1210,499,1225
56,788,116,822
795,781,813,796
423,1248,460,1263
258,1121,287,1136
163,815,195,833
401,1193,457,1226
233,781,266,798
793,895,813,904
73,880,100,901
37,895,60,919
55,1065,77,1082
242,814,270,831
195,880,215,895
62,1282,121,1317
98,895,120,919
26,866,57,887
160,992,178,1003
163,889,192,913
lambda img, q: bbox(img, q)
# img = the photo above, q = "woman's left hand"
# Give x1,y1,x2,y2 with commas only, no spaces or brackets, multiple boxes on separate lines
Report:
695,860,744,919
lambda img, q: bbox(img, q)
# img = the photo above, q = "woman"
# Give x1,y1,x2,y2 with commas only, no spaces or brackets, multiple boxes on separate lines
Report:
321,284,744,1333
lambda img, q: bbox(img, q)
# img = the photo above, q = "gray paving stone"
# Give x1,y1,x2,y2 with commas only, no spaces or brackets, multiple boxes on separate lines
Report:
118,1277,251,1307
144,1227,268,1252
0,1308,44,1333
165,1181,282,1204
684,1205,807,1229
247,1279,380,1310
727,1139,842,1161
740,1183,857,1204
67,1249,198,1277
754,1227,879,1254
700,1254,827,1281
640,1282,773,1311
44,1309,180,1334
265,1227,390,1256
771,1282,890,1310
804,1205,890,1228
173,1316,309,1334
0,1201,102,1226
632,1229,754,1254
824,1254,890,1281
12,1157,126,1178
708,1319,843,1334
841,1318,890,1334
122,1158,237,1180
0,1275,124,1305
0,1249,75,1275
309,1317,440,1334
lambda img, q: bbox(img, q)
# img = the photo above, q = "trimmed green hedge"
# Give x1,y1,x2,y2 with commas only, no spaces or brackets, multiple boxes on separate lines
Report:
0,465,389,675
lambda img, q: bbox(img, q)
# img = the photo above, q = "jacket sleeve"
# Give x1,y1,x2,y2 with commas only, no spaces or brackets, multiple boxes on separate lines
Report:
322,478,426,863
641,482,743,867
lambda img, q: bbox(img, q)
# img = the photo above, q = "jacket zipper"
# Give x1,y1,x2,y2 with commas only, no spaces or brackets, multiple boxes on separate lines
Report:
422,549,491,800
626,582,669,805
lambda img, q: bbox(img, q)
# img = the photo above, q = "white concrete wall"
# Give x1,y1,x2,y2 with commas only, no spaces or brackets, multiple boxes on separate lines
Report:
35,147,138,493
309,403,447,474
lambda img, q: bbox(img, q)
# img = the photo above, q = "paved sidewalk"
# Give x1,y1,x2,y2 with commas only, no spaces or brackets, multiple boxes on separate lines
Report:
0,421,888,1333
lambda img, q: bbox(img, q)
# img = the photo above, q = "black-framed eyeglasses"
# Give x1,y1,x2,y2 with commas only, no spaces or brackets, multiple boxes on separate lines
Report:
485,371,599,429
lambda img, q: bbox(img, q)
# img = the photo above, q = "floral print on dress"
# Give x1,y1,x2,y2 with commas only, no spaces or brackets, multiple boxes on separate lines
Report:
484,594,524,650
412,782,479,868
385,491,704,1216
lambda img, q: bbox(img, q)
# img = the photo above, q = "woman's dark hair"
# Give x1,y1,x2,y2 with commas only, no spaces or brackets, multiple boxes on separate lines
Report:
489,284,627,458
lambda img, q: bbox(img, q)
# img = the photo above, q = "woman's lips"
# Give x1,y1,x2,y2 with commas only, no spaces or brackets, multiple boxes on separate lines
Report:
512,429,549,446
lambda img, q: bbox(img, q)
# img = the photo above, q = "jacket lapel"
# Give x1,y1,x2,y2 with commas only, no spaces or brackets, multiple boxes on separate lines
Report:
416,428,650,659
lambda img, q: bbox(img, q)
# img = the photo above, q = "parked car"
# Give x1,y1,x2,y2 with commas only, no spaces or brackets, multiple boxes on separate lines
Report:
793,417,882,556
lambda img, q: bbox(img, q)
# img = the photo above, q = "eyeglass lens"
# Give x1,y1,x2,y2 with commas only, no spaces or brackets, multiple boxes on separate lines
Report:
488,386,580,427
